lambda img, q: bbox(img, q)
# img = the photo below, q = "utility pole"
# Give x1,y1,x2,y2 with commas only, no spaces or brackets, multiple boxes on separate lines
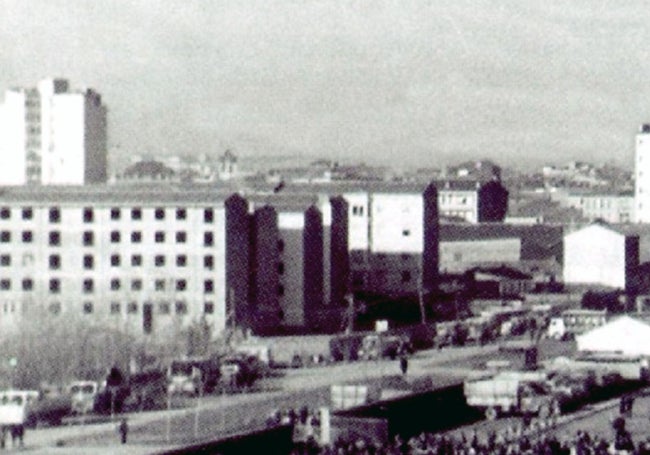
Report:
417,277,426,325
344,293,354,335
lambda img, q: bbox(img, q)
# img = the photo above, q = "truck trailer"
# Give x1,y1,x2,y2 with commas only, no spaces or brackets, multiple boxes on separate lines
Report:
464,371,560,420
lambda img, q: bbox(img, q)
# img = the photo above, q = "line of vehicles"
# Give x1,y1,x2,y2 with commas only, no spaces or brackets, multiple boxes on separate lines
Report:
0,342,272,431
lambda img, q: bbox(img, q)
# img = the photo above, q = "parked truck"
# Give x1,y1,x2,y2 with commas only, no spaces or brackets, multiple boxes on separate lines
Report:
463,371,560,420
217,354,264,392
167,357,221,396
357,334,409,361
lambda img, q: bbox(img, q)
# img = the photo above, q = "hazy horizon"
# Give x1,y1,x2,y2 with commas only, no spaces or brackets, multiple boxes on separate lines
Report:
2,1,649,171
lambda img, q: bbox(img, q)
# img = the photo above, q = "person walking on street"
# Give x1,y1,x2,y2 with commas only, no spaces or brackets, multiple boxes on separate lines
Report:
627,395,634,417
10,424,24,448
118,418,129,444
399,353,409,376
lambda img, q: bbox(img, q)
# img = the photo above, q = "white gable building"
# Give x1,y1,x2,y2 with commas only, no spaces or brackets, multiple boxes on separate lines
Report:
563,222,639,290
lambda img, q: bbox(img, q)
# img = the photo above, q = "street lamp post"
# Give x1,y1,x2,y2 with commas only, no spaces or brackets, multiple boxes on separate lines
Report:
193,373,203,438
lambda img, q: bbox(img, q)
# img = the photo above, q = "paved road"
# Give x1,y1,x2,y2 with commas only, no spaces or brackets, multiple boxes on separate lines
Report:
9,344,505,454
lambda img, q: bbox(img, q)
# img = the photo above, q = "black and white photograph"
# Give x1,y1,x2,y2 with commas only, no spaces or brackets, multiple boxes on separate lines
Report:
3,1,650,453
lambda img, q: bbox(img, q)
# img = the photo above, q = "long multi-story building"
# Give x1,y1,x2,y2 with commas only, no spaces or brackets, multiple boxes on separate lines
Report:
0,186,227,343
0,78,107,186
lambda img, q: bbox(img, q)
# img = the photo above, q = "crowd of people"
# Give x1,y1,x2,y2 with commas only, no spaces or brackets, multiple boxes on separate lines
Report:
292,429,650,455
290,415,650,455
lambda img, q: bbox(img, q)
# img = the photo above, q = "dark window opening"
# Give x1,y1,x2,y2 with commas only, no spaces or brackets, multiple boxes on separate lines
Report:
83,207,94,223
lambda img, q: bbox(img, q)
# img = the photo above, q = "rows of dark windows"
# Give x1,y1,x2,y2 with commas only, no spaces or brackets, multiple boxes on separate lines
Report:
26,253,216,269
0,253,214,270
0,277,215,294
0,207,215,223
0,230,213,246
41,300,215,315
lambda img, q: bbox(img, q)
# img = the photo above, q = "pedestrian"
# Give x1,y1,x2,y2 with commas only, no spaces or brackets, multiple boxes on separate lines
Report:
118,418,128,444
10,424,24,448
0,425,7,449
627,395,635,417
399,354,409,376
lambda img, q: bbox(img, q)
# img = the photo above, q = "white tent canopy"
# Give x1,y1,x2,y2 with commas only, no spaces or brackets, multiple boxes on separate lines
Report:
576,315,650,356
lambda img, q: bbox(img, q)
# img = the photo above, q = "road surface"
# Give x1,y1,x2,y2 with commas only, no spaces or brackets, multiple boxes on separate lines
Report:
4,339,574,454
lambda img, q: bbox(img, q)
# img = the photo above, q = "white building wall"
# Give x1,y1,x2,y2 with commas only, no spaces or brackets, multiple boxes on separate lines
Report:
635,126,650,222
563,224,627,288
343,192,370,251
369,193,423,253
439,189,478,222
0,91,28,185
42,94,86,185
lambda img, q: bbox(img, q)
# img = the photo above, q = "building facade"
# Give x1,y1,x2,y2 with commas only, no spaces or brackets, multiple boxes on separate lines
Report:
437,180,508,223
345,184,439,297
561,190,634,223
438,223,563,284
635,124,650,223
225,193,349,334
0,78,107,186
563,222,639,290
0,186,227,343
439,238,521,273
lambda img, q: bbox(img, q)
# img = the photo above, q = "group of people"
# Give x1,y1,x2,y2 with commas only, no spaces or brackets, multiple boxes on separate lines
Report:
267,406,321,428
293,428,650,455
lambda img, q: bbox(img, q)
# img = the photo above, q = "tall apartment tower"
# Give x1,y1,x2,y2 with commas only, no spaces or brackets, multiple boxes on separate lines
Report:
0,78,107,185
635,124,650,222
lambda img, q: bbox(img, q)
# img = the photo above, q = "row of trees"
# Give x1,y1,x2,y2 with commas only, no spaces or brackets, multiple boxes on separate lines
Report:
1,313,216,390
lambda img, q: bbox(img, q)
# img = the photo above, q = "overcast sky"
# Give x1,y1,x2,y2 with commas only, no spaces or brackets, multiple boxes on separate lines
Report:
2,0,650,170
